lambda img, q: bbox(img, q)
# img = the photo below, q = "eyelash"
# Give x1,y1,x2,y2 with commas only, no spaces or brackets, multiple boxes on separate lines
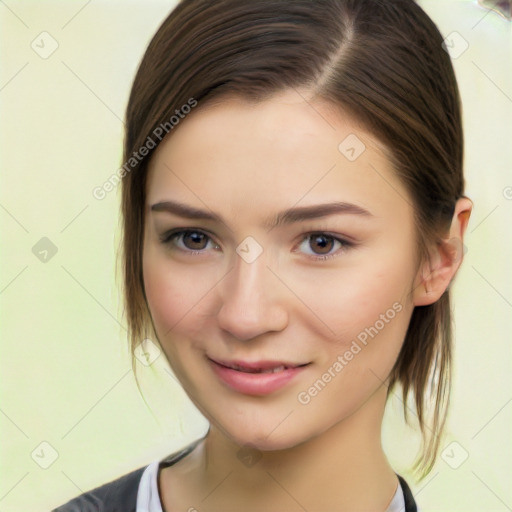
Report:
159,229,354,261
295,233,353,261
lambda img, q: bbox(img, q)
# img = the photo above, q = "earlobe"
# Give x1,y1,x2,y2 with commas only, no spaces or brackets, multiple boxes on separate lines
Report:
413,197,473,306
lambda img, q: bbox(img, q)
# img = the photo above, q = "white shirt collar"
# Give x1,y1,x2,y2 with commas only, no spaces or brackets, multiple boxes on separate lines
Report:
136,460,162,512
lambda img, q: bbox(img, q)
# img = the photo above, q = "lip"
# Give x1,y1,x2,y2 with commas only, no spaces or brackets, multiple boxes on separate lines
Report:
208,357,310,396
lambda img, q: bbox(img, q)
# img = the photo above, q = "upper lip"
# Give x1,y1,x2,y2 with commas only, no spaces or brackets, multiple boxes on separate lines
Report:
209,357,309,371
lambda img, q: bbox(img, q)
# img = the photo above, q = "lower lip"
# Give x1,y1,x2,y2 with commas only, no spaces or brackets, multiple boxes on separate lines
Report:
209,360,307,396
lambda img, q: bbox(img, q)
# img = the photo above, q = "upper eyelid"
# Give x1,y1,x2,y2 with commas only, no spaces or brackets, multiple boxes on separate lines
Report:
160,228,349,239
160,227,216,240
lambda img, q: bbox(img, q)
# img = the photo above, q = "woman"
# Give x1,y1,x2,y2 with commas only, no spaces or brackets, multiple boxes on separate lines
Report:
54,0,472,510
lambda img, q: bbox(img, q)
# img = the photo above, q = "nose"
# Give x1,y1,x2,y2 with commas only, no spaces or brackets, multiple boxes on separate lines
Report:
216,251,289,341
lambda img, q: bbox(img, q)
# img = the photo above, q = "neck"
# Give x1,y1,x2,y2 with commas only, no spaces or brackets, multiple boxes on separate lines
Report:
189,385,398,511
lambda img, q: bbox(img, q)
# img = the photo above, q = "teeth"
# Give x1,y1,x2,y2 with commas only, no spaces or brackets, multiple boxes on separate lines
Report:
261,365,286,374
231,364,287,373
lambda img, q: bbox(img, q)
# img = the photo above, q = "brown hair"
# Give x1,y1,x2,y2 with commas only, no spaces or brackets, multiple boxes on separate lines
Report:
121,0,465,478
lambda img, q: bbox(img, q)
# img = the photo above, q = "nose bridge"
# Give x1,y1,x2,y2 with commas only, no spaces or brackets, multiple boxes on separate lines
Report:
226,251,270,313
217,246,287,340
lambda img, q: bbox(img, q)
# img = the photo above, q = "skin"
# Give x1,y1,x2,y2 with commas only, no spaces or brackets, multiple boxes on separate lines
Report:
142,89,472,511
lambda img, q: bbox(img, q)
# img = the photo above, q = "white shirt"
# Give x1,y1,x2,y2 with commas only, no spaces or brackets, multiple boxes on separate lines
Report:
136,458,414,512
135,460,162,512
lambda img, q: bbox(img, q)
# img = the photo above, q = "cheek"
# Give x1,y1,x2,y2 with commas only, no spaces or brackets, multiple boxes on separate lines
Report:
142,248,222,348
287,248,415,397
143,263,184,333
143,249,193,336
289,253,414,342
294,291,411,428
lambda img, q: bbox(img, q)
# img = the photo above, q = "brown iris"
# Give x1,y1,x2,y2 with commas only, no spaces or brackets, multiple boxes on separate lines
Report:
309,234,334,255
182,231,209,250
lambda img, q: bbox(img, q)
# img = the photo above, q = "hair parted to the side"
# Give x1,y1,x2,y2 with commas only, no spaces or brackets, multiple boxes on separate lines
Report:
121,0,465,479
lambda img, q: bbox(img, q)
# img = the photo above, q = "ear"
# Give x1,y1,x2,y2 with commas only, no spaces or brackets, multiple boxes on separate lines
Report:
413,197,473,306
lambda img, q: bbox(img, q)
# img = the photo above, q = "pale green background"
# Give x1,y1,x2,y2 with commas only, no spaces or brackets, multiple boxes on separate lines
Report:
1,1,511,511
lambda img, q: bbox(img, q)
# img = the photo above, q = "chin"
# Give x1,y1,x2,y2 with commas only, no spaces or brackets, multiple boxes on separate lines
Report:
232,434,302,453
212,418,317,453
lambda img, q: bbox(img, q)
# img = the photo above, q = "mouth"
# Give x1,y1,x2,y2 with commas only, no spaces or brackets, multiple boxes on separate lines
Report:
207,357,311,395
209,358,309,373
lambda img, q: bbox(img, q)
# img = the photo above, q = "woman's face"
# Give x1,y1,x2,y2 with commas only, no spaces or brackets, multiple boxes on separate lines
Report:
143,89,421,450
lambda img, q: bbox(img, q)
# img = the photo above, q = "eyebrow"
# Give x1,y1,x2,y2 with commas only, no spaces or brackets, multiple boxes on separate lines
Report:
150,200,373,230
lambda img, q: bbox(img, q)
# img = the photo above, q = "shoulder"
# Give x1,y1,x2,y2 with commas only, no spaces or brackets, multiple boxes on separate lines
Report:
52,464,147,512
52,438,205,512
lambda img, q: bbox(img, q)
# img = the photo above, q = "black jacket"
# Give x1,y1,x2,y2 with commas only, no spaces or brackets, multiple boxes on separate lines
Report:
53,443,418,512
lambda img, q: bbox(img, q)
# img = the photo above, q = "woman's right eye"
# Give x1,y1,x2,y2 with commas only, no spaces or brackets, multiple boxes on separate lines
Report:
160,229,220,255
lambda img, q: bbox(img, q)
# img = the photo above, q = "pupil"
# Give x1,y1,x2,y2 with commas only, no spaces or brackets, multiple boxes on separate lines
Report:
312,234,333,254
184,232,207,250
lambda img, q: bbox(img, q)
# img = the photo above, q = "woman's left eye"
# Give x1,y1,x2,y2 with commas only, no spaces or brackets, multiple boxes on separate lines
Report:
296,233,352,261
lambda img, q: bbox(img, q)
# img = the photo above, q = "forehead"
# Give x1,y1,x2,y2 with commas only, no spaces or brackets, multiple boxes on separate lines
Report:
146,89,412,225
